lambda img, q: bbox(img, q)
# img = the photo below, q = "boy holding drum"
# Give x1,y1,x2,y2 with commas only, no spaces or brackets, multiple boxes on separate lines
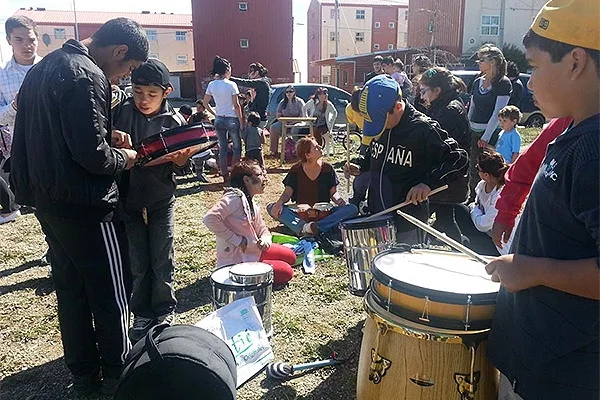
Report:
484,1,599,398
112,58,192,342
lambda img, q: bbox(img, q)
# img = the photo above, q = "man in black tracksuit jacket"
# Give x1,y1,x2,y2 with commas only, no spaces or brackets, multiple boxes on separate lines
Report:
9,19,148,396
347,75,468,244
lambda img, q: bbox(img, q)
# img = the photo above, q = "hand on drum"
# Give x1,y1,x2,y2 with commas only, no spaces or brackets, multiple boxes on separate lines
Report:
161,146,197,167
111,130,133,149
491,221,514,249
405,183,431,205
343,162,360,179
270,202,284,219
122,148,138,170
485,254,539,292
477,139,489,149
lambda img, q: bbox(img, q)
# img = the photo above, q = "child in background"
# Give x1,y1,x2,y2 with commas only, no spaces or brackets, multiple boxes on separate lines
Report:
495,105,522,163
456,151,513,256
204,159,295,286
241,111,265,169
112,58,193,342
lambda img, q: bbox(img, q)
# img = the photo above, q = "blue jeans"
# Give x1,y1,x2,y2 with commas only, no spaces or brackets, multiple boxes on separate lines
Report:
267,203,359,235
214,116,241,174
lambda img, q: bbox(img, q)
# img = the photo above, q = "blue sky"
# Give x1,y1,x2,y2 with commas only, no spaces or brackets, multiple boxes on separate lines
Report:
0,0,311,80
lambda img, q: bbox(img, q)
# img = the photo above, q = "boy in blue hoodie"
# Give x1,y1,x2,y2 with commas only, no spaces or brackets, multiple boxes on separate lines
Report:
112,58,192,342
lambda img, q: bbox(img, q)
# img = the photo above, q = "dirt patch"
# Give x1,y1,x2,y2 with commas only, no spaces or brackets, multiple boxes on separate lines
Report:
0,153,364,400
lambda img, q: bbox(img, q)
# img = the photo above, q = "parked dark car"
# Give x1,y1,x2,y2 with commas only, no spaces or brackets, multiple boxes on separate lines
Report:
266,83,351,128
450,70,546,127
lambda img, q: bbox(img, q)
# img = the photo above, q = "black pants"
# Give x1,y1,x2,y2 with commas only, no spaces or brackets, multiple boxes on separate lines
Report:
36,212,132,380
430,203,462,243
0,175,19,213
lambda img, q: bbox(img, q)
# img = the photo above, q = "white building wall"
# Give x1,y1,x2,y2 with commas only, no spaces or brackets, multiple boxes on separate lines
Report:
462,0,545,54
396,8,409,48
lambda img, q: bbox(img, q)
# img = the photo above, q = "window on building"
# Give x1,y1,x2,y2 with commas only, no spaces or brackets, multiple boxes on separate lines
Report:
374,22,380,28
322,75,330,84
146,29,157,41
330,32,336,41
239,2,248,11
175,31,187,41
481,15,500,36
403,32,408,42
405,10,409,20
388,44,394,50
356,32,365,42
330,8,337,19
54,28,65,39
389,22,395,28
176,54,188,64
356,10,365,19
329,53,336,58
374,44,380,50
240,39,249,48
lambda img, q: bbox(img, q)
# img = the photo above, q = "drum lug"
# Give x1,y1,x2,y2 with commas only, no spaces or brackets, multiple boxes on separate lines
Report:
454,371,480,400
418,296,430,323
368,348,391,385
463,295,472,331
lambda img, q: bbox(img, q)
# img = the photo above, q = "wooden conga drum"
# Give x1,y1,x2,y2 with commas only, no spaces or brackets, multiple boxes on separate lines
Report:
357,249,500,400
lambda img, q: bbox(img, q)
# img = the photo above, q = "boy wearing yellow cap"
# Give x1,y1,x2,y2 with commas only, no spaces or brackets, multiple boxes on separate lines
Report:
485,1,599,399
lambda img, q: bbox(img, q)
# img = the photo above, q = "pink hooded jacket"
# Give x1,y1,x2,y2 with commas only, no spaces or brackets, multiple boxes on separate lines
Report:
203,188,271,267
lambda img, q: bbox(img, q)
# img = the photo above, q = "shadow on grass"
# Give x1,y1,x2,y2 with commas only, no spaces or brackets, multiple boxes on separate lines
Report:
0,357,75,400
176,180,227,197
258,319,364,400
175,275,213,313
0,276,55,297
0,258,43,279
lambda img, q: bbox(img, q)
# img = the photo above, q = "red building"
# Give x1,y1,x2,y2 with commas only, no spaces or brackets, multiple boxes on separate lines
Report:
407,0,466,56
191,0,293,96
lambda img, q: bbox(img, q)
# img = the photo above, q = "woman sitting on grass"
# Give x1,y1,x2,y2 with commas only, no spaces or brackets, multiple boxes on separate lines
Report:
203,159,296,285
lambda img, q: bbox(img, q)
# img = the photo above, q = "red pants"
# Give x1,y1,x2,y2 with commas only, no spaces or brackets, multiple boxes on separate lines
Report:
259,243,296,285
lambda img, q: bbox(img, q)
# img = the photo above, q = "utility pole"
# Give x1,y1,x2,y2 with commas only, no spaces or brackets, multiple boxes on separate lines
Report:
334,0,339,86
498,0,506,47
73,0,80,40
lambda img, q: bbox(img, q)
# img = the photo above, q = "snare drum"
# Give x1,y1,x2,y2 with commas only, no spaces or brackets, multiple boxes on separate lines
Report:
357,248,500,399
288,202,333,222
370,249,498,330
136,122,217,166
210,262,274,336
339,215,396,296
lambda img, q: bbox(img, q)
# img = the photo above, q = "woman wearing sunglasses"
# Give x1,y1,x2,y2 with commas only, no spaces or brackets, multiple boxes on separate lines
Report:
418,67,471,245
268,85,306,156
303,87,337,156
467,44,512,201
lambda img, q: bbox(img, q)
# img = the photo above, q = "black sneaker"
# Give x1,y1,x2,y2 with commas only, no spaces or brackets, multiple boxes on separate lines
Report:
71,371,101,399
129,316,156,343
100,377,119,397
317,232,343,255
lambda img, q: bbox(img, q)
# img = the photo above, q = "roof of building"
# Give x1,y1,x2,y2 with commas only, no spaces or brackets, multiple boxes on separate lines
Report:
318,0,408,6
13,9,192,27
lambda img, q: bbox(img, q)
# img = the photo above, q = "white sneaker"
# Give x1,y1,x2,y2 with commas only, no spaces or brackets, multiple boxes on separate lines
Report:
0,210,20,224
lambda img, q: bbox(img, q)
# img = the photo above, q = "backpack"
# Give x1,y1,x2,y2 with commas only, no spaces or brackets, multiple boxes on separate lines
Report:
115,324,237,400
284,138,297,161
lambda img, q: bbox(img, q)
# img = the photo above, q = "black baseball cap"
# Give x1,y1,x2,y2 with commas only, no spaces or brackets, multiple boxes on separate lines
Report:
131,58,172,89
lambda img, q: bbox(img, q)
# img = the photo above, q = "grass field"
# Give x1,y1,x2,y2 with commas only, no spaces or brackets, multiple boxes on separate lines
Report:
0,127,541,400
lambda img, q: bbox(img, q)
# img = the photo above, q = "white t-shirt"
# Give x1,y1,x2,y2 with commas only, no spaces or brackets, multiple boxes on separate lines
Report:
206,79,239,118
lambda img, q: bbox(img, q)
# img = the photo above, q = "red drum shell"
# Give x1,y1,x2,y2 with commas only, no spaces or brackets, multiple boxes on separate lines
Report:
136,123,217,167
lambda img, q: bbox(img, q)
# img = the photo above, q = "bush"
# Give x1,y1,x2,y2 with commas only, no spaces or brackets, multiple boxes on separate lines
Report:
502,44,528,72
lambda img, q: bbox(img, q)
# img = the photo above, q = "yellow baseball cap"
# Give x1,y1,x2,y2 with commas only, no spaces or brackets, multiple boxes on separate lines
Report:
531,0,600,51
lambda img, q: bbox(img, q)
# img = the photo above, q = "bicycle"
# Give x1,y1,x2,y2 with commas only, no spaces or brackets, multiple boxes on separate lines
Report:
331,124,362,155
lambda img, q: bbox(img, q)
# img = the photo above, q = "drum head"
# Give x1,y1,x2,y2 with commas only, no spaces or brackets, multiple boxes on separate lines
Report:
372,249,499,302
313,202,333,211
142,142,217,167
340,214,394,230
229,262,273,279
210,266,239,286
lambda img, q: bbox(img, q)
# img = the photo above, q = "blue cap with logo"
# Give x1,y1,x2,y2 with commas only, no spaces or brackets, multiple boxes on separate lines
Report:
358,74,402,137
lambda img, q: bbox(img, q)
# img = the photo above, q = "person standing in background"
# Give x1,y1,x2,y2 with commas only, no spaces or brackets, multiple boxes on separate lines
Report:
0,16,41,224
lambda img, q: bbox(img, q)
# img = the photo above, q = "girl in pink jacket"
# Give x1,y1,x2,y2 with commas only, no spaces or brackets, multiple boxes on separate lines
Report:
203,159,295,285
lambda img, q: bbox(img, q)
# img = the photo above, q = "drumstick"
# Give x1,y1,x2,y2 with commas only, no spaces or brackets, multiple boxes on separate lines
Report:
397,210,489,265
363,185,448,222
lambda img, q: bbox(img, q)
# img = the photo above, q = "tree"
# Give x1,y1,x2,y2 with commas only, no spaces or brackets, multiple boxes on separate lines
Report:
502,44,528,72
